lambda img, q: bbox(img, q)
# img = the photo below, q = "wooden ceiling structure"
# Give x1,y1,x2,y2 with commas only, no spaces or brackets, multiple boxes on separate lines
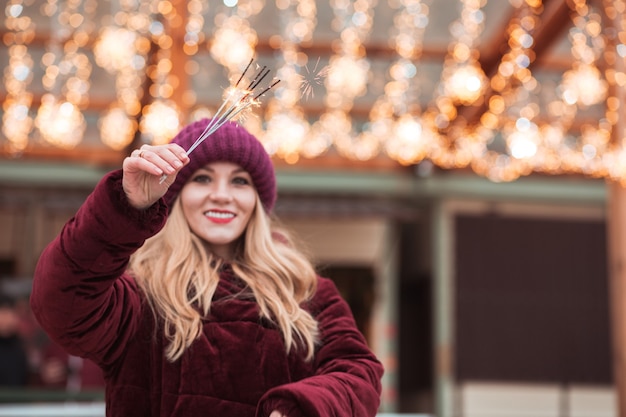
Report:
0,0,596,172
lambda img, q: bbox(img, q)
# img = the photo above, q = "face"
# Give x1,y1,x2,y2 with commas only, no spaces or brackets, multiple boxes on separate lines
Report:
0,306,18,337
179,161,257,260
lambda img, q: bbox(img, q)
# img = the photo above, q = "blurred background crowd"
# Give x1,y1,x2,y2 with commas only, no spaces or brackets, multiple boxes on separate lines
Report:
0,283,104,392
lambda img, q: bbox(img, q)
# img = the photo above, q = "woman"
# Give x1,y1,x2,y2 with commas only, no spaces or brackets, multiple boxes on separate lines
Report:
31,119,384,417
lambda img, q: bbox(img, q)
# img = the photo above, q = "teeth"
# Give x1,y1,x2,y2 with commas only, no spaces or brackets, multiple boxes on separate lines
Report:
205,211,234,219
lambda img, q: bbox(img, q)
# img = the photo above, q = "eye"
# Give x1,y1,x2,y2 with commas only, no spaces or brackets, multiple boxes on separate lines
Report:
232,176,251,185
191,174,211,184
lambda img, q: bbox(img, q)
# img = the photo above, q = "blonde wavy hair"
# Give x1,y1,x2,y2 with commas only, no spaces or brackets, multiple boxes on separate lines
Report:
129,194,319,362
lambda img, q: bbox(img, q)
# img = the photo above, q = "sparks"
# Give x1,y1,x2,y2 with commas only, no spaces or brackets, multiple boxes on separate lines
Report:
299,56,329,101
159,59,280,183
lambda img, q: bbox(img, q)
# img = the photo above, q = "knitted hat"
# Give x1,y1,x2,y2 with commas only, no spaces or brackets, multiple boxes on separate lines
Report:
163,118,277,212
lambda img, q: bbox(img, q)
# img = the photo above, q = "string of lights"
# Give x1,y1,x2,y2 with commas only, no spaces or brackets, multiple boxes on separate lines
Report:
2,0,35,154
2,0,626,184
263,0,318,164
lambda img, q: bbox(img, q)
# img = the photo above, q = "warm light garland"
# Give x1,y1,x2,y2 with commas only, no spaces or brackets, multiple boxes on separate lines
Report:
262,0,317,164
34,96,85,149
319,0,375,161
5,0,626,184
371,0,433,165
210,1,264,74
33,0,94,149
2,0,35,154
94,0,152,150
139,99,181,145
439,0,487,107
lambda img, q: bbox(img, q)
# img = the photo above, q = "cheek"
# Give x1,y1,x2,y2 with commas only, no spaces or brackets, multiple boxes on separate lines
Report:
242,192,257,215
179,188,202,217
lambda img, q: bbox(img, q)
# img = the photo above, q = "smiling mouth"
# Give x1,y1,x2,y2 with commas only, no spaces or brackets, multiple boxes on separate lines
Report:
205,210,235,220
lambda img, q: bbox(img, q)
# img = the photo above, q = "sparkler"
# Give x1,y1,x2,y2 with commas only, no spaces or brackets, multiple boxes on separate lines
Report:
159,59,280,183
299,57,329,101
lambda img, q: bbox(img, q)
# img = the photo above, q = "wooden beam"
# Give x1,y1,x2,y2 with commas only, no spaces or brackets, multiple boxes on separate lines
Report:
166,0,191,119
605,0,626,412
608,181,626,417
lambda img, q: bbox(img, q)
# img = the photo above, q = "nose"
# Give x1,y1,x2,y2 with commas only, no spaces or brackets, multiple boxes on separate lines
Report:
208,178,233,203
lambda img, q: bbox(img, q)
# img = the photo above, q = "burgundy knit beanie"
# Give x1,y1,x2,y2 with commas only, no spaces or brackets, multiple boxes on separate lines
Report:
163,118,277,212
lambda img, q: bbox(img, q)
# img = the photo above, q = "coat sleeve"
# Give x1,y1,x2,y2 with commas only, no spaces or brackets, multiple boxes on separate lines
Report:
30,170,168,368
256,277,384,417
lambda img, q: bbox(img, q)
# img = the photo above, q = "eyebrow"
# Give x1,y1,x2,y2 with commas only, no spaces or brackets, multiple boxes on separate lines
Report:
198,166,249,175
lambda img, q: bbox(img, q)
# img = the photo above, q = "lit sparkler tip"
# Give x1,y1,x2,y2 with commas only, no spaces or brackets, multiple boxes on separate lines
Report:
224,85,251,101
160,58,278,183
189,59,278,153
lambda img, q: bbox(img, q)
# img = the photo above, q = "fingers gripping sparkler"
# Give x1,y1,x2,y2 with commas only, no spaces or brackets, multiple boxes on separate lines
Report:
159,59,280,184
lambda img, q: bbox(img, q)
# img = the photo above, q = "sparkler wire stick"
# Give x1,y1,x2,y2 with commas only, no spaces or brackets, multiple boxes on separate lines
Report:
185,94,236,153
186,107,249,155
247,66,268,90
235,58,254,87
254,79,281,100
158,60,279,184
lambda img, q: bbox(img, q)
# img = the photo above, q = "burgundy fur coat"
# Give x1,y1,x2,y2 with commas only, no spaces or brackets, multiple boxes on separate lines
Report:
31,171,384,417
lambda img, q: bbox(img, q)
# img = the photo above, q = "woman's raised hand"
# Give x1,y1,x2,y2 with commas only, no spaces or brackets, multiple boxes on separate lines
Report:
122,144,189,209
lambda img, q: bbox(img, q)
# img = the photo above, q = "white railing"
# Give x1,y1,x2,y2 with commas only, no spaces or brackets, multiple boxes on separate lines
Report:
0,404,430,417
459,382,617,417
0,403,104,417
